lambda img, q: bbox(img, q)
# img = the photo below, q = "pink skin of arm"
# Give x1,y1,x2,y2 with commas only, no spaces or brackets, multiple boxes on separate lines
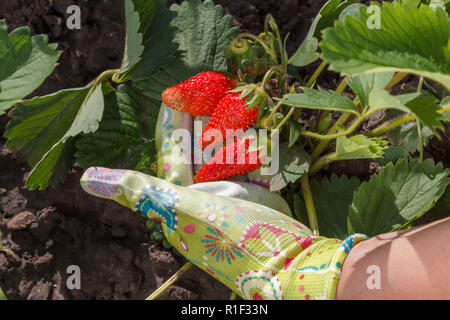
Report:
337,217,450,300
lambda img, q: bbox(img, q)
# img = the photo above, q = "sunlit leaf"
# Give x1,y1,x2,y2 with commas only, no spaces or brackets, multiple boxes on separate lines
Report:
348,158,449,236
321,2,450,90
336,135,388,160
0,21,61,114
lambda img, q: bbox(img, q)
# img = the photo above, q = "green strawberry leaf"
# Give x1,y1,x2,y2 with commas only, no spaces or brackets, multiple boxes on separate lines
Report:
294,175,361,239
5,87,89,167
132,55,193,101
369,88,444,136
348,72,395,108
428,185,450,219
289,119,302,147
320,2,450,90
0,20,61,115
171,0,239,74
75,84,159,175
376,146,411,167
387,121,435,154
289,36,319,68
339,3,364,21
127,0,179,81
120,0,145,74
281,87,359,115
132,0,239,99
25,139,76,190
132,0,158,36
289,0,358,67
403,94,445,135
312,0,360,40
4,87,91,189
5,81,106,190
336,135,388,160
348,158,449,237
270,144,311,192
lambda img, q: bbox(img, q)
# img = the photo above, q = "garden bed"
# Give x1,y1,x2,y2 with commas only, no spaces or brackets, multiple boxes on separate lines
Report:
0,0,449,300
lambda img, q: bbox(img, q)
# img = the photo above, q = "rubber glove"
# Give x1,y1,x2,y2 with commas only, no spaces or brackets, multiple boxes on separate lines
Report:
80,167,368,300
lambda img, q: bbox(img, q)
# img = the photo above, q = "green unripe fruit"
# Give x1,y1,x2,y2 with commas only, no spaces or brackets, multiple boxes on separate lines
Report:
229,38,250,56
258,32,276,46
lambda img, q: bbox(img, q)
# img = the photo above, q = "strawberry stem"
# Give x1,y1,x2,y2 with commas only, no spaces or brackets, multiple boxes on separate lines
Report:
302,113,365,140
310,113,352,161
145,262,193,300
416,76,424,163
309,152,338,175
293,61,330,122
306,61,328,88
386,72,408,90
260,66,282,90
300,175,319,236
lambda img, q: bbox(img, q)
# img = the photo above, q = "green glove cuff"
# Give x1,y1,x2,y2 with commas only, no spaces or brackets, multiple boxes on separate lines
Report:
81,167,368,300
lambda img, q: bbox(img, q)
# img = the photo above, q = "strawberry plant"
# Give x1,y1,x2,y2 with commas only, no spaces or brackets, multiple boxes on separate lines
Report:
1,0,450,299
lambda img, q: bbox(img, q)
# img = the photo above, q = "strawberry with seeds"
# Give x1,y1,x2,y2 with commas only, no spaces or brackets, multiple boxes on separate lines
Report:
162,71,238,116
200,92,259,150
194,136,265,183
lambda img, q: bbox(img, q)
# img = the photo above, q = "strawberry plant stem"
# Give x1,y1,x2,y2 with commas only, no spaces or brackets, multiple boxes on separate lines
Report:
335,76,349,94
386,72,408,89
306,61,328,88
293,62,331,122
303,76,349,131
416,118,424,162
417,76,424,163
79,68,120,111
230,292,237,300
274,106,295,130
271,86,297,130
310,112,352,161
300,175,319,236
260,66,281,90
368,113,414,136
302,113,364,140
145,262,193,300
267,99,284,121
309,152,337,175
368,105,450,137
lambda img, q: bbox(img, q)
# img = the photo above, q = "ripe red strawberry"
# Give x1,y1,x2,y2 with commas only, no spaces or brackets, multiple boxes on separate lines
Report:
201,92,258,150
162,71,238,116
194,138,263,183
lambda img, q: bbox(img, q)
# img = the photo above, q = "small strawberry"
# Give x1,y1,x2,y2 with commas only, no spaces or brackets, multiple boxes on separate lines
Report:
162,71,238,116
201,92,258,150
194,137,263,183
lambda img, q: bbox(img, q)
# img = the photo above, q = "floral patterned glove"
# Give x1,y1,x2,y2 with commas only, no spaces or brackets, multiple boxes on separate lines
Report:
80,167,367,300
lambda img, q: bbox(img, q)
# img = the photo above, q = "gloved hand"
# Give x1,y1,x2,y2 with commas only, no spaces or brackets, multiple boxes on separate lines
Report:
80,167,367,300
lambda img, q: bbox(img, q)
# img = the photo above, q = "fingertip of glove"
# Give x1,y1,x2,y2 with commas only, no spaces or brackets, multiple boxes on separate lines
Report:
80,167,128,199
